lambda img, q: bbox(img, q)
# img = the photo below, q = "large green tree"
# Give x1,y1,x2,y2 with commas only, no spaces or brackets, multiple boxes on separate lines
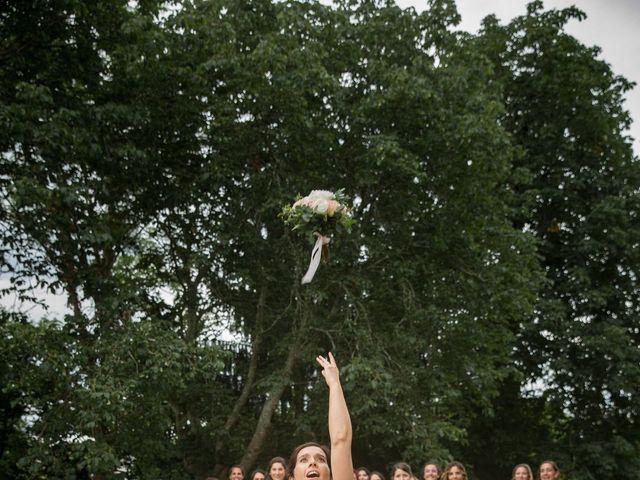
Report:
465,3,640,479
1,0,228,478
2,1,637,479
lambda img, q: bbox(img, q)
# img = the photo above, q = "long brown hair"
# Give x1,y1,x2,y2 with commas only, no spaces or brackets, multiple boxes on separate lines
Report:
251,470,267,480
357,467,371,480
390,463,413,479
441,462,467,480
538,461,560,480
269,457,288,479
288,442,331,478
228,466,245,480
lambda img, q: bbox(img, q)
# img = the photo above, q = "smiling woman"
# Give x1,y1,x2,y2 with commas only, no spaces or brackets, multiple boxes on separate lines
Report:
229,466,245,480
422,463,439,480
538,461,560,480
269,457,288,480
390,463,412,480
356,467,370,480
287,354,353,480
442,462,467,480
512,464,533,480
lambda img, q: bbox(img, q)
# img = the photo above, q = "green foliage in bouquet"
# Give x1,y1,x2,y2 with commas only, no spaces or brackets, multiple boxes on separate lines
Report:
280,189,354,244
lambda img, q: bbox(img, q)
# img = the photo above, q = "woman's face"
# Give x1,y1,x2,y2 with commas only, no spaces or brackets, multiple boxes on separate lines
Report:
292,446,330,480
371,474,383,480
514,467,529,480
230,468,244,480
393,469,411,480
539,463,558,480
447,466,464,480
271,463,286,480
357,471,370,480
254,474,266,480
423,465,438,480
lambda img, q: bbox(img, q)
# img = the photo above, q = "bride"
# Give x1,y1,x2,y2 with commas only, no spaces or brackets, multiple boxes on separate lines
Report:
286,353,353,480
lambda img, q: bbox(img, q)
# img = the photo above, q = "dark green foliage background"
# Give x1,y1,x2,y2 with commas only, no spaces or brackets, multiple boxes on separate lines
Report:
1,1,638,479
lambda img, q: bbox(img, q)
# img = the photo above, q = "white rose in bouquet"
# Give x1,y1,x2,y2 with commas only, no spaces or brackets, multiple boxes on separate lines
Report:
280,189,354,284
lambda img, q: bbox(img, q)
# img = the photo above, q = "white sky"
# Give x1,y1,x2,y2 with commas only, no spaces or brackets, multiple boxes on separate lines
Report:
397,0,640,154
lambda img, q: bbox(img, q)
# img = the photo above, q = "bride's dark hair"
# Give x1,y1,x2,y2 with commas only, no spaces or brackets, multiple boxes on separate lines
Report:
288,442,332,478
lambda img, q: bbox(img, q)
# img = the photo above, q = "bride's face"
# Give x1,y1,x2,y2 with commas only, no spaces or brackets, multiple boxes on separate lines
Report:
292,446,330,480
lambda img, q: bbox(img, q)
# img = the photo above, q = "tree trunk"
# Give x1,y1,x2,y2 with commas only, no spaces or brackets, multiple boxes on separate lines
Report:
215,286,267,456
238,305,307,473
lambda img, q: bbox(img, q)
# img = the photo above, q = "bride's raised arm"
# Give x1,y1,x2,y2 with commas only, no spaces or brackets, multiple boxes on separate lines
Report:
316,352,353,480
287,353,352,480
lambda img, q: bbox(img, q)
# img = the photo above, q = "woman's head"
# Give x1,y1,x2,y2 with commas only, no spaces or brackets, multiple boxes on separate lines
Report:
423,463,439,480
512,464,533,480
251,470,267,480
229,466,245,480
371,471,385,480
288,442,331,480
538,461,559,480
356,468,370,480
442,462,466,480
391,463,412,480
269,457,288,480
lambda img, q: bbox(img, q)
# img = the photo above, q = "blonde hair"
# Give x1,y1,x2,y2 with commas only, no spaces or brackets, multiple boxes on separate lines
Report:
512,464,533,480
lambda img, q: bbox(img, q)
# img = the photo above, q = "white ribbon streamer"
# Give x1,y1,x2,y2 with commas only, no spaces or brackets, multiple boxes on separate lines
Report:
301,233,330,284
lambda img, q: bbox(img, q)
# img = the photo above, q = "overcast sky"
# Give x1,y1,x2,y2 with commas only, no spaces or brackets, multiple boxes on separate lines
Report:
397,0,640,154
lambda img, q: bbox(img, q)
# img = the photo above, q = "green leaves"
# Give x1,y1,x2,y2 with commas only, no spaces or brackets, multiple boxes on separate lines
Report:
2,1,638,479
466,3,640,479
280,189,355,247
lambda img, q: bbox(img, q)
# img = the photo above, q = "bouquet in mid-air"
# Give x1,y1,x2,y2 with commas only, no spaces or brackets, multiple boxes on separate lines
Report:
281,189,354,284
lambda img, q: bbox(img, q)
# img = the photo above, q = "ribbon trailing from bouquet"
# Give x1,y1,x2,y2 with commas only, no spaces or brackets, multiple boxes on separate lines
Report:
301,233,330,284
280,189,354,285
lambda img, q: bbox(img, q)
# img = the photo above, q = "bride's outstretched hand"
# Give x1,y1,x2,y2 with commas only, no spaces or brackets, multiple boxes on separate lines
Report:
316,352,340,388
316,351,352,480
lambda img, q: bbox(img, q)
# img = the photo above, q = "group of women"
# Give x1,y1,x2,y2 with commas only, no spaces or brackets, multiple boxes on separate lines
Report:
223,355,561,480
353,460,560,480
232,458,561,480
238,457,288,480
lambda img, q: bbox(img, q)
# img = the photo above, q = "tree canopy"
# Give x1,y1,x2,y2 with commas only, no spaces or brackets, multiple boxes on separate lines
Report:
1,1,638,479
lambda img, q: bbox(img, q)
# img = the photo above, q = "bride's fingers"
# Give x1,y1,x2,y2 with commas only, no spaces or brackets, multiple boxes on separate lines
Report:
316,353,338,373
328,351,336,366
